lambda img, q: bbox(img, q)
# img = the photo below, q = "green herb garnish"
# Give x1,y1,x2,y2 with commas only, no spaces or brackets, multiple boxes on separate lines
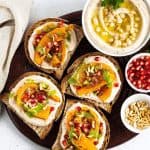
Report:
25,79,35,84
9,92,15,99
66,32,71,41
77,111,93,119
69,127,78,141
68,77,77,85
36,46,46,55
24,103,44,117
42,24,57,33
47,90,57,97
102,70,113,87
101,0,124,9
39,82,49,90
88,130,101,139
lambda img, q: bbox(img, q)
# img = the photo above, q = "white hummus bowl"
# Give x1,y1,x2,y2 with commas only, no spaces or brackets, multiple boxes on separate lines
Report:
121,94,150,133
82,0,150,57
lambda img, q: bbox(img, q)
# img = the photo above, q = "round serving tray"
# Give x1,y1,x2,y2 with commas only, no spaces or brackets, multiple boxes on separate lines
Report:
3,11,150,148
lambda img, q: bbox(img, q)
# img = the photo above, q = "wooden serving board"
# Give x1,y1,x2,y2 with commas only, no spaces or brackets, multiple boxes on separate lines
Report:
3,11,150,149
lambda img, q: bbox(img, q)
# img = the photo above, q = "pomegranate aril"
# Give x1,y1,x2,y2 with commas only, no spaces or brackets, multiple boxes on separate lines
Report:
95,56,101,61
76,106,81,112
50,107,55,112
62,140,67,147
74,122,80,129
94,140,98,145
81,127,89,134
114,82,119,87
64,134,69,139
146,86,150,90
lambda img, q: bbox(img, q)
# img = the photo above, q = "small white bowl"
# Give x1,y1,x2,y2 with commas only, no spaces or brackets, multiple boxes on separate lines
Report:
82,0,150,57
121,94,150,133
125,53,150,93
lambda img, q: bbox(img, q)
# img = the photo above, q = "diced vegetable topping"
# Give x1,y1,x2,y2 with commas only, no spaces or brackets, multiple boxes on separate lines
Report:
68,58,118,102
14,80,60,119
61,106,103,149
32,22,74,68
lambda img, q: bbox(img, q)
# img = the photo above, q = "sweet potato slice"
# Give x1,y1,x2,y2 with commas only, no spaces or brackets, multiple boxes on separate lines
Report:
34,106,51,120
76,81,107,96
72,134,96,150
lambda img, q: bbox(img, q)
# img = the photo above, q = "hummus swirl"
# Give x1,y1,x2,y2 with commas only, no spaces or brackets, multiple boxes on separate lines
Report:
91,0,142,48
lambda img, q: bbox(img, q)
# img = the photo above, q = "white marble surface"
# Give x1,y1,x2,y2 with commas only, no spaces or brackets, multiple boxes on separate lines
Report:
0,0,150,149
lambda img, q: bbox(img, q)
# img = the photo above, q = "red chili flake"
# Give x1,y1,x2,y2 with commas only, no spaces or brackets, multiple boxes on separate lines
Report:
50,107,55,112
94,140,98,145
114,82,119,87
95,56,101,61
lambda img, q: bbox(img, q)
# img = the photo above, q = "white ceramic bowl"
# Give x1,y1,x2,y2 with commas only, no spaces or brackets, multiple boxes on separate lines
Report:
82,0,150,57
125,53,150,93
121,94,150,133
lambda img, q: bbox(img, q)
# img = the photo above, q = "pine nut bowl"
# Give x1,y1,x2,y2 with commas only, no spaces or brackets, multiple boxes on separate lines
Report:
121,94,150,133
82,0,150,57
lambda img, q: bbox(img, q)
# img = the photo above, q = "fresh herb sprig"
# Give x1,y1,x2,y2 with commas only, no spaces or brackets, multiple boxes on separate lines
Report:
101,0,124,9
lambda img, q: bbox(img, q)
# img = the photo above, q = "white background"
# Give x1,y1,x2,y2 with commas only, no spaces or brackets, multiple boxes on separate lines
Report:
0,0,150,149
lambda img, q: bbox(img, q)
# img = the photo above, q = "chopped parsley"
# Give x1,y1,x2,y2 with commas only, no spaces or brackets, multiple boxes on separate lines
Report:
102,70,113,87
101,0,124,9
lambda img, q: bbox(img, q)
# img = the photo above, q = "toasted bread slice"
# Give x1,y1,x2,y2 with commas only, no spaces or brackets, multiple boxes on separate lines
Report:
61,52,123,113
0,72,65,139
52,99,110,150
24,18,84,80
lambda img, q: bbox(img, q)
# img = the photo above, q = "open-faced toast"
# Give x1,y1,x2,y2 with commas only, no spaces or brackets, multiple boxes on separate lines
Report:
52,99,110,150
0,72,65,139
61,52,123,113
24,18,84,80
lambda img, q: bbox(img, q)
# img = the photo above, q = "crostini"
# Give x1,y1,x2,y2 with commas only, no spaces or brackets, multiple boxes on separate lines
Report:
52,99,110,150
61,52,123,113
0,72,65,139
24,18,84,80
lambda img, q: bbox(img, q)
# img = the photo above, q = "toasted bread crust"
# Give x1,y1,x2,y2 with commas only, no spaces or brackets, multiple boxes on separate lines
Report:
61,52,123,113
52,99,110,150
0,72,65,139
24,18,84,80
